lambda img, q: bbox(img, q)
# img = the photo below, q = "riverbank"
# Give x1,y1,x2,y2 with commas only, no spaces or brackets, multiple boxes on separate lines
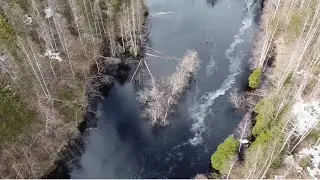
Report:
44,1,150,177
43,26,150,179
67,0,261,178
0,0,147,178
209,0,320,178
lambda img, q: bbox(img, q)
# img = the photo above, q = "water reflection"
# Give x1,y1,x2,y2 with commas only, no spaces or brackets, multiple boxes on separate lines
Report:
206,0,218,7
71,0,261,178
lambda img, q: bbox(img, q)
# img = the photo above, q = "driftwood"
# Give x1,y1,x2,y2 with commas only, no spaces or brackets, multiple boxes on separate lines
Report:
234,111,253,144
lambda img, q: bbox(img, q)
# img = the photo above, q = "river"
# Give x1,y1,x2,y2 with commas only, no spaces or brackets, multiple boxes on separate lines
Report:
70,0,261,178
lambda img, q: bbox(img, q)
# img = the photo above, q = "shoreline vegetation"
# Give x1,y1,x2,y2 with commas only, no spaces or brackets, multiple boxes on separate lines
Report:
207,0,320,179
2,0,320,178
0,0,148,178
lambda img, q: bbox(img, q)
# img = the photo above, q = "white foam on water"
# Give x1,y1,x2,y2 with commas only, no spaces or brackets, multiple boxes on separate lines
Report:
152,12,174,17
206,59,216,76
188,74,236,146
188,1,255,146
245,0,256,11
206,45,217,76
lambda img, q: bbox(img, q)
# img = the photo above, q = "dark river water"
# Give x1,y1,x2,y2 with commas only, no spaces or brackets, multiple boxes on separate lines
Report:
71,0,261,178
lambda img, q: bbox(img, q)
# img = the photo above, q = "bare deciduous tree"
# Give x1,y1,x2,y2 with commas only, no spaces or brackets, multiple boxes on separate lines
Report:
0,0,147,178
229,88,245,109
138,50,199,126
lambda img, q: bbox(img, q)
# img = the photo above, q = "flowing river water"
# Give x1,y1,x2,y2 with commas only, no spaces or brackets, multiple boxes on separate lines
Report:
70,0,262,178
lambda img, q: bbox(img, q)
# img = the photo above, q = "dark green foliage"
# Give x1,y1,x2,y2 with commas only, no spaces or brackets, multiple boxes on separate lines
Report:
209,172,222,179
307,128,320,142
288,13,303,40
284,72,293,85
271,145,287,168
249,93,290,161
303,77,318,95
111,0,124,13
0,15,15,42
252,97,277,136
58,88,79,101
211,136,239,172
246,92,290,176
299,155,311,168
0,84,36,144
252,95,290,137
253,111,271,136
248,67,262,89
0,15,19,59
250,131,272,150
11,0,30,12
56,87,83,123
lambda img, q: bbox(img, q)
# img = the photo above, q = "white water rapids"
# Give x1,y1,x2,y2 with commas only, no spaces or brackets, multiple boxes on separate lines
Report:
188,0,256,146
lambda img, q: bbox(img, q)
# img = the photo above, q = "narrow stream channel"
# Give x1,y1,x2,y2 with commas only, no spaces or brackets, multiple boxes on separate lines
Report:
71,0,261,178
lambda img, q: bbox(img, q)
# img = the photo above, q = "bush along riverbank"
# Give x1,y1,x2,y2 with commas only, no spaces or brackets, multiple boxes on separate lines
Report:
207,0,320,178
0,0,148,178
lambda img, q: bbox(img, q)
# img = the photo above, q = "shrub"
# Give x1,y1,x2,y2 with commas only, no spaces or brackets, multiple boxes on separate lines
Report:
271,145,287,168
288,13,303,40
252,97,276,136
248,67,262,89
0,15,15,42
112,0,124,12
0,84,36,144
303,77,318,95
250,131,272,150
299,155,311,168
284,72,293,86
56,87,83,123
211,136,239,173
252,112,271,136
57,87,79,101
11,0,30,12
307,128,320,142
252,94,290,136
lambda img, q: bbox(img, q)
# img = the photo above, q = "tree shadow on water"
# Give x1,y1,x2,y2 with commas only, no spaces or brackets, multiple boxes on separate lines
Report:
100,83,151,150
206,0,219,7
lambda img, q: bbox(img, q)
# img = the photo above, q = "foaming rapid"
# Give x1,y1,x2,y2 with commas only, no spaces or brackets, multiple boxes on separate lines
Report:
188,0,256,146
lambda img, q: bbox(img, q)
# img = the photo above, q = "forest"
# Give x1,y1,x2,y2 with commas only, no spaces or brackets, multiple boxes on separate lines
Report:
209,0,320,179
1,0,320,179
0,0,146,178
